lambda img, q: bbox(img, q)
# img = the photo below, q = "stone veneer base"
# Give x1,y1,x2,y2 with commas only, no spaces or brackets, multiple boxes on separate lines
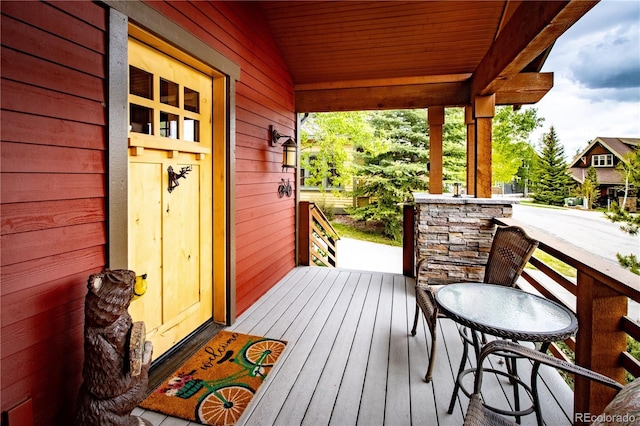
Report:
413,193,517,285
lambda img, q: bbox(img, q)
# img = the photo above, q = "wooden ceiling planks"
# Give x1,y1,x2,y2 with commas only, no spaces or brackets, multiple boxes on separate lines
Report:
259,1,502,84
256,0,597,112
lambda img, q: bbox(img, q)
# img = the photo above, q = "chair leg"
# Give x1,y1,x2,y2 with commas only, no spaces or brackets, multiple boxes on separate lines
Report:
411,302,419,336
425,327,436,382
448,331,471,414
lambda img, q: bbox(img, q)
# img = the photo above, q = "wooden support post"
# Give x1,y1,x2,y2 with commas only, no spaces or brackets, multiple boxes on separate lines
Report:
428,106,445,194
402,204,415,277
465,105,475,196
298,201,310,266
474,95,494,198
574,271,627,423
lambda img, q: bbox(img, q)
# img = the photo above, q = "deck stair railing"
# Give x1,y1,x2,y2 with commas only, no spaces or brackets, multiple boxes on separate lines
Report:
298,201,339,267
494,216,640,420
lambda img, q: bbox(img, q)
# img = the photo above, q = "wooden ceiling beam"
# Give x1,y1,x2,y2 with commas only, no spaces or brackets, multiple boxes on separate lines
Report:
495,72,554,105
472,0,598,97
295,71,553,112
294,74,472,91
295,81,470,113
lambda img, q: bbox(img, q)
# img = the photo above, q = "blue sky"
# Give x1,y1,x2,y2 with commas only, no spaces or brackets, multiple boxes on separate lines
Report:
525,0,640,159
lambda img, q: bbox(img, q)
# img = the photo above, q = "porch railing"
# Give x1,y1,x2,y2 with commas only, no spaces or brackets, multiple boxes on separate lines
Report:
298,201,339,267
495,216,640,420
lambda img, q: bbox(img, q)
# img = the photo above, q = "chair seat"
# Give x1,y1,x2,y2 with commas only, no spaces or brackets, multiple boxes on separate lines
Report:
463,394,517,426
594,378,640,425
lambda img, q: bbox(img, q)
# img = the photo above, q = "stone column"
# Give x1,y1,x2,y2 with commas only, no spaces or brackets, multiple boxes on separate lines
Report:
413,193,514,285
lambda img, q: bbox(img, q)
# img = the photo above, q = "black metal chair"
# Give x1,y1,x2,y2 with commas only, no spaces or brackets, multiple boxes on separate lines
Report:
411,225,539,382
463,340,627,426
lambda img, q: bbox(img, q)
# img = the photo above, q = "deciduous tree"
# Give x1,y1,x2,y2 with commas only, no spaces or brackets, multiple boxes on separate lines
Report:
492,107,542,186
300,112,376,192
580,166,599,209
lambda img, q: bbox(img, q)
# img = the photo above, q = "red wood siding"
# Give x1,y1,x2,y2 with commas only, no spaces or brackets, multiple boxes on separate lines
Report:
0,1,107,424
143,1,297,314
1,1,296,423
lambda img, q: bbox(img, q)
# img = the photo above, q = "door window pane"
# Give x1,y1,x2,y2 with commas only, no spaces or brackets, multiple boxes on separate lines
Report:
130,66,153,99
130,104,153,134
160,112,179,138
184,87,200,113
184,118,200,142
160,78,179,107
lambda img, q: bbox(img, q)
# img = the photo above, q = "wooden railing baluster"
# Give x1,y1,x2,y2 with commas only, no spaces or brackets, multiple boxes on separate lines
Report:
298,201,339,267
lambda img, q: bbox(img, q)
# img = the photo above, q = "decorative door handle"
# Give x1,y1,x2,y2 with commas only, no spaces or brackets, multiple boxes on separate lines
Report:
168,165,192,193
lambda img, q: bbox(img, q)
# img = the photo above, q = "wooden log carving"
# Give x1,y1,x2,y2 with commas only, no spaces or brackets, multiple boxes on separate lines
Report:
75,269,153,426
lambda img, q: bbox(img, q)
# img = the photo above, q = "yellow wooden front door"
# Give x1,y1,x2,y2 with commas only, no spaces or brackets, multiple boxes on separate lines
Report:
127,36,213,357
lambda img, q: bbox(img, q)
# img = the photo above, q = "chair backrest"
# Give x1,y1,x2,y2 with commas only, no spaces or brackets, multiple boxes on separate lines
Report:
483,225,538,286
466,340,626,426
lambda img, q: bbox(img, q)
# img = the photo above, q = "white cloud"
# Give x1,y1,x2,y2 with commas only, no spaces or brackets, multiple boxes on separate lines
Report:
526,0,640,159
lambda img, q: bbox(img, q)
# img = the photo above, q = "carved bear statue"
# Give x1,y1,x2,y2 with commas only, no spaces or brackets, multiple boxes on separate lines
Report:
75,269,153,426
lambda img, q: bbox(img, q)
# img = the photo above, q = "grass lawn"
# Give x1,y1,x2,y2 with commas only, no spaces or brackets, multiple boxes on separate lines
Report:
331,220,402,247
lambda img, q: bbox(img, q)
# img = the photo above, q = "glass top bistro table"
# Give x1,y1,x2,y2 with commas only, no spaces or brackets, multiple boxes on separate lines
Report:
435,283,578,425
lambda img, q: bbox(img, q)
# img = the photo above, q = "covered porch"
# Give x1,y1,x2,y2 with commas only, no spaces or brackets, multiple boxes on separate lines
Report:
136,266,573,425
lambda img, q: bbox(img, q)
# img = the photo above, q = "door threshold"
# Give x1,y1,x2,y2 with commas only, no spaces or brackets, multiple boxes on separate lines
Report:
146,320,225,393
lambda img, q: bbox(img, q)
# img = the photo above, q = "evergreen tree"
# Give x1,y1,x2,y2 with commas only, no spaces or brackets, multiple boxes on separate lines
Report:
531,126,572,205
348,110,430,240
606,203,640,274
606,148,640,275
441,108,468,185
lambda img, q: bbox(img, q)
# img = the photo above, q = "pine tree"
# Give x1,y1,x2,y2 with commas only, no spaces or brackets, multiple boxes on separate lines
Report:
531,126,573,205
348,110,430,240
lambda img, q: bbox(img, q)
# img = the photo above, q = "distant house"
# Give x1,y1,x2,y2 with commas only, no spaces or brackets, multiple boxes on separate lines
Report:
300,145,356,215
569,137,639,206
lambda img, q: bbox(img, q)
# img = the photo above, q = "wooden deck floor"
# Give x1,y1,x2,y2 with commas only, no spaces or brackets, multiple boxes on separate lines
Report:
135,267,574,425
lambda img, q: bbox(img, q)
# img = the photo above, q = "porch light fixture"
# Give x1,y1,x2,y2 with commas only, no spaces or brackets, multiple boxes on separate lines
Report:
453,182,461,197
270,125,297,170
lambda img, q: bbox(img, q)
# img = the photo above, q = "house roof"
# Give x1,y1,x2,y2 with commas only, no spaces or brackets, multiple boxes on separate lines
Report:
569,137,640,168
257,1,598,112
570,166,624,185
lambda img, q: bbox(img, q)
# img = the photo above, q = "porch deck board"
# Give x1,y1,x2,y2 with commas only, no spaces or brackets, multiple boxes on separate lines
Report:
136,267,574,425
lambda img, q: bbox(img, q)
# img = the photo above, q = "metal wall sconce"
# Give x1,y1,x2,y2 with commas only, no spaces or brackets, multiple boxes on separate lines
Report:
453,182,462,197
270,125,297,170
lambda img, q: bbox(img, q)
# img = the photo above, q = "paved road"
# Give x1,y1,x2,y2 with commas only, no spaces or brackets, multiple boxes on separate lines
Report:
512,203,639,267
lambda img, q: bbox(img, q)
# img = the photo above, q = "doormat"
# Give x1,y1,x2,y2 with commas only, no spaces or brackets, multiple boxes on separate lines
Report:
140,331,287,425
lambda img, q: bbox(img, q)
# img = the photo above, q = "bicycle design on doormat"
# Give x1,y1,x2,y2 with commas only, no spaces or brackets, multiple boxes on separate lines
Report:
157,337,286,424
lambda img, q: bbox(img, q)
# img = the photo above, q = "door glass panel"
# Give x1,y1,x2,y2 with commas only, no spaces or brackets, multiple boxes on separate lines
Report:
184,87,199,113
130,104,153,134
160,78,179,107
130,66,153,99
160,112,179,138
184,118,200,142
